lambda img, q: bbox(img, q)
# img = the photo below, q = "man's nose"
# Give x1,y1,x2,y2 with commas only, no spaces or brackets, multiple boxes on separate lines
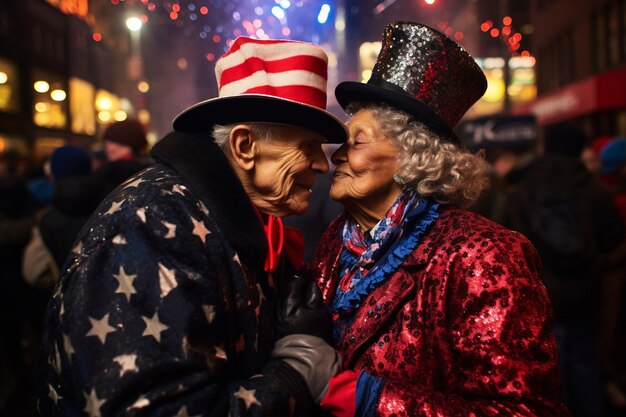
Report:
331,143,347,165
312,147,330,173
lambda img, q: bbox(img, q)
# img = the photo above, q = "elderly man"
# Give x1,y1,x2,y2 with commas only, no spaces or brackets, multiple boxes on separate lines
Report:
39,37,345,417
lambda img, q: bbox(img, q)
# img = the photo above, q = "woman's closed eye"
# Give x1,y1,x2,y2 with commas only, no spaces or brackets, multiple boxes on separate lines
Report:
352,133,370,146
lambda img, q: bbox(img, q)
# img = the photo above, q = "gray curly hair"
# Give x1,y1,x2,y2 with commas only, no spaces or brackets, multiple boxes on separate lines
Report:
346,103,489,207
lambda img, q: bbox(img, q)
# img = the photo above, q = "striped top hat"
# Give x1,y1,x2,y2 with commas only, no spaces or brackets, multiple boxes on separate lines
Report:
173,37,347,143
335,22,487,143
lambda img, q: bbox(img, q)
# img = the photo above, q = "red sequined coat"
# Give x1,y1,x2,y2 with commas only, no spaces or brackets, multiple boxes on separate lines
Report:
310,207,571,417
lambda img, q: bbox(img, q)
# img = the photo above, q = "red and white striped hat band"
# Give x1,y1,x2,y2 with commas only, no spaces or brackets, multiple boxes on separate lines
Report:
214,37,329,110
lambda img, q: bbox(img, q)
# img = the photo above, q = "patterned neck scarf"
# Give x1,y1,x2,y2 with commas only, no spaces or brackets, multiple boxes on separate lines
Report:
332,189,439,315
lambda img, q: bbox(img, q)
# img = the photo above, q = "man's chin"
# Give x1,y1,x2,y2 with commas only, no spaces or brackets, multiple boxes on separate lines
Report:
286,199,310,217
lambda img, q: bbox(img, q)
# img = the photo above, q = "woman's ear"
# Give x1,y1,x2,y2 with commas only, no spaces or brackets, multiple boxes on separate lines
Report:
229,125,257,171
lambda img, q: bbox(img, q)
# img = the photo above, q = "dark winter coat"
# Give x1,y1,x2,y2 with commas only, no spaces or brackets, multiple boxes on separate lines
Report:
502,155,625,318
39,132,311,416
38,174,106,271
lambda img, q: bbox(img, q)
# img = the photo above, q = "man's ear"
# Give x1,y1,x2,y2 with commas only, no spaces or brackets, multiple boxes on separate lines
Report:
229,125,257,171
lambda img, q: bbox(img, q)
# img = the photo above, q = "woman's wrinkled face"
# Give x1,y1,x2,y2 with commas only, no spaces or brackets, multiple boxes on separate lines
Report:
330,109,401,212
251,125,329,217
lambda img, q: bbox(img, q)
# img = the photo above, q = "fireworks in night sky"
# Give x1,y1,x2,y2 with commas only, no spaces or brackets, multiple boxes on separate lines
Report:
104,0,343,61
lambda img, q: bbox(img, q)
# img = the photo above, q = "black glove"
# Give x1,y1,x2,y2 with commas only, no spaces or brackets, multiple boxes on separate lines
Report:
275,274,331,340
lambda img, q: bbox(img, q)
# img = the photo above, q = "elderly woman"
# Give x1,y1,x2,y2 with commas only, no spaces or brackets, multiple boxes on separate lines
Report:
310,22,571,417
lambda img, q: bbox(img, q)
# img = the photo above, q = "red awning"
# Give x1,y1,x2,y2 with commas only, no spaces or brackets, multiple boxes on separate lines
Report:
512,67,626,125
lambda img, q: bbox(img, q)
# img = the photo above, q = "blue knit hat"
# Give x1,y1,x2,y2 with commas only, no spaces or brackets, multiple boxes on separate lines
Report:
50,145,92,180
600,138,626,174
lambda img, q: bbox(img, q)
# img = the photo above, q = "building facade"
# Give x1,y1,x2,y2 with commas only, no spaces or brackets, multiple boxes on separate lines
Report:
513,0,626,139
0,0,136,160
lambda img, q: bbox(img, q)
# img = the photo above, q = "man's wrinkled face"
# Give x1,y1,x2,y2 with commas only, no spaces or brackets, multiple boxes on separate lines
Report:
250,125,329,217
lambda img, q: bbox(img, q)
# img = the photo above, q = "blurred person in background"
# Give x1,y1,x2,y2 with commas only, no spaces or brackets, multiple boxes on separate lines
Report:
307,22,569,416
103,118,149,163
596,137,626,415
38,37,346,416
0,151,46,415
462,115,538,224
502,123,625,417
95,118,153,192
581,135,613,175
599,138,626,222
22,144,104,288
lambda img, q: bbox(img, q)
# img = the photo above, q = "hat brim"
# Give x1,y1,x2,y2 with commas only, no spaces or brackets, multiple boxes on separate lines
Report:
335,81,457,142
172,95,347,144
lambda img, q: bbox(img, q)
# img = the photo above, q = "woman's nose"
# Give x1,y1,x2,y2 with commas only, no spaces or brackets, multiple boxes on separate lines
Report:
331,143,347,165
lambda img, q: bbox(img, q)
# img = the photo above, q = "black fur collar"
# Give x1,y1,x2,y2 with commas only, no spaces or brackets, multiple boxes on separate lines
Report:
151,131,267,273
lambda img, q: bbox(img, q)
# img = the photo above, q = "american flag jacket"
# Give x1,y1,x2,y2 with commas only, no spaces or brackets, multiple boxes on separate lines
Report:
38,132,312,417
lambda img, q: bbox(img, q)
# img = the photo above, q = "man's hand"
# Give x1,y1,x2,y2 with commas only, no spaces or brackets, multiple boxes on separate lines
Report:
271,334,342,403
275,274,331,340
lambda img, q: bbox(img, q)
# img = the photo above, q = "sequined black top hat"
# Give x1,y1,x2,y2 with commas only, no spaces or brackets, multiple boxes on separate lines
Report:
335,22,487,142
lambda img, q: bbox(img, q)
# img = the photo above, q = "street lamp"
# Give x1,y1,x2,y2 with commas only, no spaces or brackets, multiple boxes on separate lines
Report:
125,16,145,118
126,16,143,81
126,17,142,32
126,16,143,65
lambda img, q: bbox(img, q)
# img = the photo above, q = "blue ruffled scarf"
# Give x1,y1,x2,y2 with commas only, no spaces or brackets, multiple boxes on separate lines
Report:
332,190,439,318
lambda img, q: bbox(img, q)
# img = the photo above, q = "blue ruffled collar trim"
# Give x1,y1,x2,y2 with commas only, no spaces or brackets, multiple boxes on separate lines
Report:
332,198,439,314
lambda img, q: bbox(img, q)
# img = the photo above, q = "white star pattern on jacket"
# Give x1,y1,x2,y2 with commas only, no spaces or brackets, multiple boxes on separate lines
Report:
48,383,62,404
172,184,186,195
162,220,177,238
62,334,74,363
234,386,262,410
136,207,147,223
158,263,178,298
141,312,169,342
191,217,210,243
38,162,307,416
71,240,82,255
123,177,145,189
113,353,138,377
86,313,116,344
174,405,202,417
202,304,216,324
83,388,106,417
127,395,150,413
111,234,127,244
198,201,210,216
114,266,137,302
51,343,61,375
105,200,123,215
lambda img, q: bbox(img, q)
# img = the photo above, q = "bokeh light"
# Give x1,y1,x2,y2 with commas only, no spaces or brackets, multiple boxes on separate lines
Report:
34,81,50,93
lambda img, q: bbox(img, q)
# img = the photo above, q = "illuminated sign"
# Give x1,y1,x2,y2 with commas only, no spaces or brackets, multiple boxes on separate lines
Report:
46,0,88,18
458,115,537,150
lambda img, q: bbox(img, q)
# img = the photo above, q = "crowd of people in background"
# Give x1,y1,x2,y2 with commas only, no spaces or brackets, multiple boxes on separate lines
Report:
0,118,151,416
0,125,624,415
2,119,626,417
467,119,626,417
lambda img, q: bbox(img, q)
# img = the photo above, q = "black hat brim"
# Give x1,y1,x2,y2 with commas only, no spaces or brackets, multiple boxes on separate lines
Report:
335,81,457,142
172,95,347,144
